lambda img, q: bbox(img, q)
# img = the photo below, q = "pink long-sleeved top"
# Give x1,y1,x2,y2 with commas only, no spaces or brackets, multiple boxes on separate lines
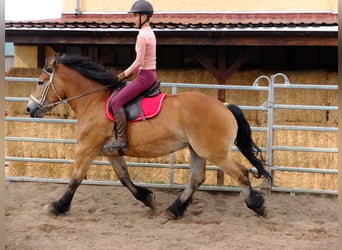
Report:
124,26,156,77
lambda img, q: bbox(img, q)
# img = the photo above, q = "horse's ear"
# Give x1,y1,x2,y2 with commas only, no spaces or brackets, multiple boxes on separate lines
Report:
54,52,65,65
56,52,65,59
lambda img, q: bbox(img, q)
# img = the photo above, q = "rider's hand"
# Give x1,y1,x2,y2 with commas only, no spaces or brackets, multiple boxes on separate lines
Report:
117,72,126,81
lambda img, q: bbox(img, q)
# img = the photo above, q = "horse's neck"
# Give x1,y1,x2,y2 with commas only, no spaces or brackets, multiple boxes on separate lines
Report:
59,71,109,115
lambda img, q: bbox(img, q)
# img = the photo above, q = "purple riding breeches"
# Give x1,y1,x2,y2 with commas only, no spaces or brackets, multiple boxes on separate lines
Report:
111,69,157,113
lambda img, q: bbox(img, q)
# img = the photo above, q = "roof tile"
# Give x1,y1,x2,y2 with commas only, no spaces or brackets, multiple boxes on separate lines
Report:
5,12,337,30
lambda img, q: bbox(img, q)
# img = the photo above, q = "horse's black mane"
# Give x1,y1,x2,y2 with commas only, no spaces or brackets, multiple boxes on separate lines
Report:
55,54,121,89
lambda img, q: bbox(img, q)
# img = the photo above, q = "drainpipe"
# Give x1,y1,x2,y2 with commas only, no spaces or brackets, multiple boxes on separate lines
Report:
75,0,80,16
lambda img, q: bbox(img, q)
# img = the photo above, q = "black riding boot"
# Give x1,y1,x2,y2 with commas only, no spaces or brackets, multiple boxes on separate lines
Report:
103,108,128,152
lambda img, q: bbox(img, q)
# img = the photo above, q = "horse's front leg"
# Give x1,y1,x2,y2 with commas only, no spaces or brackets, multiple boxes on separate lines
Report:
46,146,96,215
108,157,155,211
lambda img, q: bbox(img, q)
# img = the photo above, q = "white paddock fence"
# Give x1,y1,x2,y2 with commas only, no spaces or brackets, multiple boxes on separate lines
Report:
4,73,338,195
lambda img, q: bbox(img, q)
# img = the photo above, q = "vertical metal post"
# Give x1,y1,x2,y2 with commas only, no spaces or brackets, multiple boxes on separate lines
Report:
169,86,178,187
267,74,291,165
266,76,275,175
265,73,291,190
169,153,175,187
253,75,272,190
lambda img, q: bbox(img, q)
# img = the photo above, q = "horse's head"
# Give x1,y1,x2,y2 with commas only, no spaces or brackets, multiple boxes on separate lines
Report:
26,53,122,118
26,54,66,118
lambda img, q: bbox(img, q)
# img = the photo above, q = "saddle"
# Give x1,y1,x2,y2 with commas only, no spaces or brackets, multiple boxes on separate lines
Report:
106,80,167,122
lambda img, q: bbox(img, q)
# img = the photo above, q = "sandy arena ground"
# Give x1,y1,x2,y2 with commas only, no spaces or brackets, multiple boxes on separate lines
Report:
5,181,337,250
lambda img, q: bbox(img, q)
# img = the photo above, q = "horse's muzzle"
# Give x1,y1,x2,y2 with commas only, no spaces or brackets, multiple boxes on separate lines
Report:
26,99,45,118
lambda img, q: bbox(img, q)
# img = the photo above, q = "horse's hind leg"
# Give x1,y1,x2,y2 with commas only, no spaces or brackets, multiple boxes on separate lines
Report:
108,157,155,210
219,157,266,216
166,147,206,219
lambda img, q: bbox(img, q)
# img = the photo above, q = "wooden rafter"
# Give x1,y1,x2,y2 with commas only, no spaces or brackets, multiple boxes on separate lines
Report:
192,46,257,83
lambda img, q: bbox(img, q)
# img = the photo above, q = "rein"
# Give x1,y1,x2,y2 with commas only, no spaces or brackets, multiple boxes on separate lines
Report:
31,65,117,111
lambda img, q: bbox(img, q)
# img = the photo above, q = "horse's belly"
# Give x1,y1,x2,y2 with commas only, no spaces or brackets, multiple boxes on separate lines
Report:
126,140,188,158
125,111,188,158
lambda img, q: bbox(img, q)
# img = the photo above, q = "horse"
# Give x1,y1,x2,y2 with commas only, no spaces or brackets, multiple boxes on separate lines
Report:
26,53,272,219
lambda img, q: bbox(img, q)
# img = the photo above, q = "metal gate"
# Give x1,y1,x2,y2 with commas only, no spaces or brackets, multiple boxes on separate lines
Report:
4,73,338,194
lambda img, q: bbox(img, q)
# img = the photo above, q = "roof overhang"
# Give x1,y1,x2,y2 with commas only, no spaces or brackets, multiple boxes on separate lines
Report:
5,12,338,46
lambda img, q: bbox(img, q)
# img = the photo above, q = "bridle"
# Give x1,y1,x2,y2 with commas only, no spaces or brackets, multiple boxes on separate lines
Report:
30,65,65,111
30,61,117,111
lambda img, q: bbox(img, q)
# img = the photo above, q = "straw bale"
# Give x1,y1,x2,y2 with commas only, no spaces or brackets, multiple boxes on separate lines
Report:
273,171,338,190
271,128,337,190
274,130,336,149
87,165,118,181
6,120,77,178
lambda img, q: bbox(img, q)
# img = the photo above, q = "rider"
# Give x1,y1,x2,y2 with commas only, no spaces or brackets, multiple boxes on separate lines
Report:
104,0,157,152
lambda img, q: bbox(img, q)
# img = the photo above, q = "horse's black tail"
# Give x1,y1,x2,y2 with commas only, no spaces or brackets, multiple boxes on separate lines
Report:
226,104,272,183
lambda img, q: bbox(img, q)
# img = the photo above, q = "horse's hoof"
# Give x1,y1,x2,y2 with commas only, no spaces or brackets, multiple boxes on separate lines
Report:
246,190,267,217
146,208,156,218
43,204,59,216
253,205,267,217
146,193,156,211
158,210,177,224
165,209,178,220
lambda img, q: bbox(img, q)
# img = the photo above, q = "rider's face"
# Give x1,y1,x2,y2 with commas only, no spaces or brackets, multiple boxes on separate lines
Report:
132,13,147,27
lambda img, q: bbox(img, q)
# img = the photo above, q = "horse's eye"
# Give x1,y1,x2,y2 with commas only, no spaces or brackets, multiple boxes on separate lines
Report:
38,80,45,86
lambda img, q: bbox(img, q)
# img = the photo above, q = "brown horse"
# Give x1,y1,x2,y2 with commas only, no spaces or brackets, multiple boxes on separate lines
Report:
26,54,272,219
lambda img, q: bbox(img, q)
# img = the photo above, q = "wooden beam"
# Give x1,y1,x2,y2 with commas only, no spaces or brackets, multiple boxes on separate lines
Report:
156,34,338,46
223,47,257,79
6,28,337,46
191,47,218,77
192,46,258,83
217,47,226,82
217,47,226,102
6,31,337,46
37,46,45,68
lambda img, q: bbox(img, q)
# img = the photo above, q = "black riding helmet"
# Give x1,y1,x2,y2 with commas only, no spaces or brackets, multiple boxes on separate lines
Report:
129,0,154,17
128,0,154,28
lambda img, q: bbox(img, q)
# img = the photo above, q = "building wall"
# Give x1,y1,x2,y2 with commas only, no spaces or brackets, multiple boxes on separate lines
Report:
63,0,338,13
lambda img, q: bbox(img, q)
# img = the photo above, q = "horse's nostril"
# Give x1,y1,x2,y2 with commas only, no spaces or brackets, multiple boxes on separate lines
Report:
26,107,31,113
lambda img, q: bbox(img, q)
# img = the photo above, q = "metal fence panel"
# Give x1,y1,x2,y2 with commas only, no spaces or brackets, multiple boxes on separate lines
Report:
4,74,338,194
